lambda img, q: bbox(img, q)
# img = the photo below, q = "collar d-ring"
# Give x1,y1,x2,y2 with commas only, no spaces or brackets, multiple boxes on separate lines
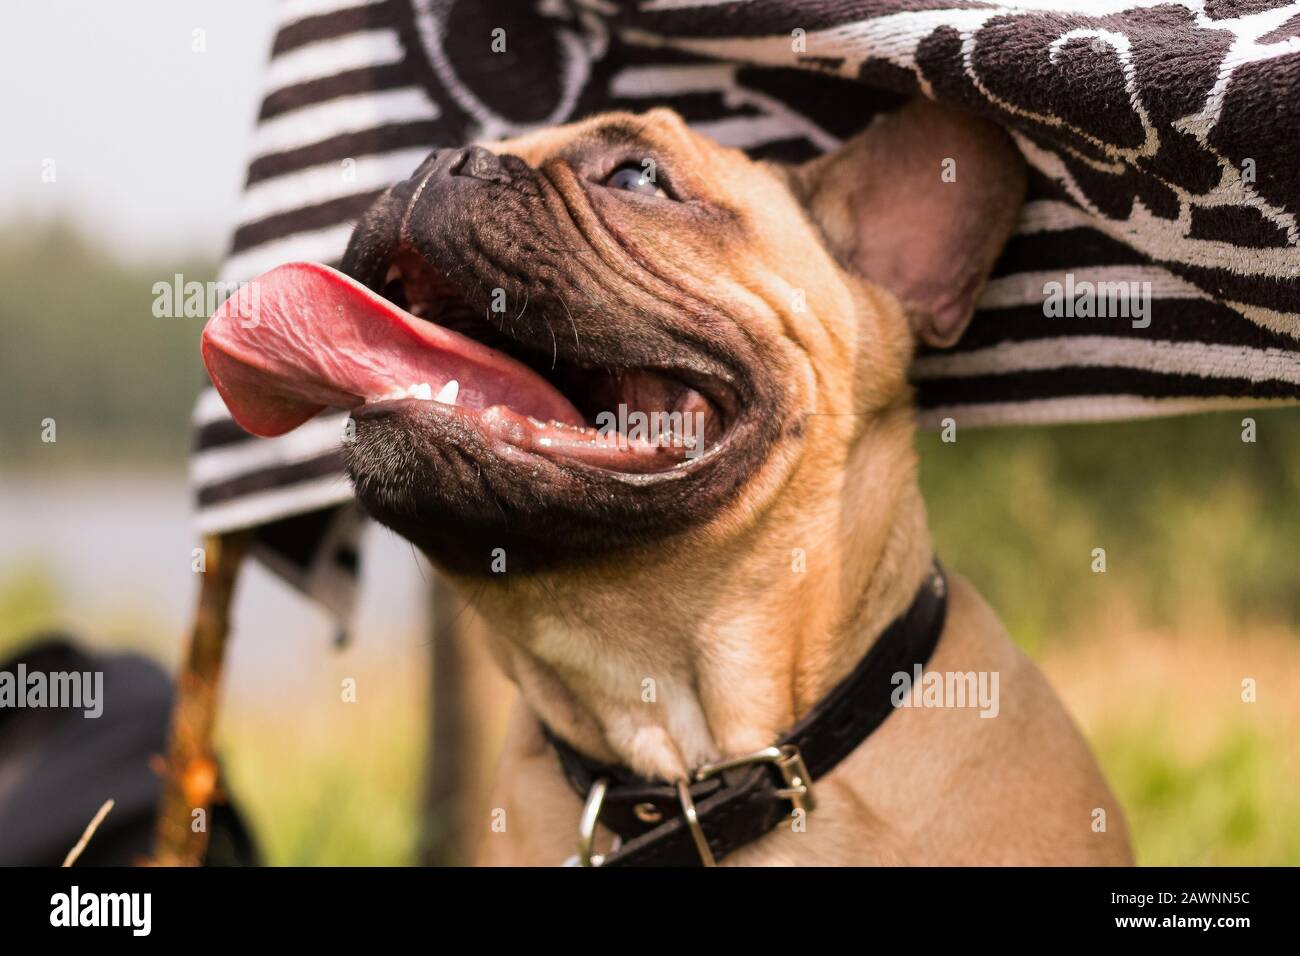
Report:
577,776,609,867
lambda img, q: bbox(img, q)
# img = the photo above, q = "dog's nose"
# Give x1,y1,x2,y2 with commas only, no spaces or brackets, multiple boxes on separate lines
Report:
449,145,507,183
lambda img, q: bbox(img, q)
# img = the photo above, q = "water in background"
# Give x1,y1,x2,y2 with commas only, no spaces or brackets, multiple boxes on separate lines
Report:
0,468,432,703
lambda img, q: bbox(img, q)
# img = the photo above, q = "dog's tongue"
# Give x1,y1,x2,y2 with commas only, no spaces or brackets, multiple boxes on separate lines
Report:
201,261,582,437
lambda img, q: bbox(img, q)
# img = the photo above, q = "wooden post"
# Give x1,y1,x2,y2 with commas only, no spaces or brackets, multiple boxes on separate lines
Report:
419,573,469,865
418,577,516,866
151,531,250,866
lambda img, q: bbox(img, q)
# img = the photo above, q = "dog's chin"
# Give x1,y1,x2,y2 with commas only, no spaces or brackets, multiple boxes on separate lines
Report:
343,390,773,575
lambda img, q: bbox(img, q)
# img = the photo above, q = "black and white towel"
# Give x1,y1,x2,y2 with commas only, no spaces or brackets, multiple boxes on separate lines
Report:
191,0,1300,622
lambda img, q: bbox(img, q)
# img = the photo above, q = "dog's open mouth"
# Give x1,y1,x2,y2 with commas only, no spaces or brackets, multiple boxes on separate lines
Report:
200,258,731,475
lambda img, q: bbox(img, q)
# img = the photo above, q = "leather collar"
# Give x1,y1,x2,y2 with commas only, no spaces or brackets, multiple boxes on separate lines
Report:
545,561,949,866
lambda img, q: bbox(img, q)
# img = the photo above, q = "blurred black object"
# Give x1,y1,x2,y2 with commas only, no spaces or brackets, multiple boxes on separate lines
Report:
0,636,257,866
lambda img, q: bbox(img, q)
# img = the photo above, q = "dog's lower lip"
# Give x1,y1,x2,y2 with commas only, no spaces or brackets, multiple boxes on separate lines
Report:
355,394,725,475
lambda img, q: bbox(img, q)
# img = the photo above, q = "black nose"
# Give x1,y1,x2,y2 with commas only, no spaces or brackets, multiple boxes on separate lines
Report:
340,144,517,287
449,145,507,182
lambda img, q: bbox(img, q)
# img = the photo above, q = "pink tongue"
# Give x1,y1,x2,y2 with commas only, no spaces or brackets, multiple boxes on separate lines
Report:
201,261,583,437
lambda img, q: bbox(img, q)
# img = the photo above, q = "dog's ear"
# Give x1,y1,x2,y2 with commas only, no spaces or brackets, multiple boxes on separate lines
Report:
792,100,1025,348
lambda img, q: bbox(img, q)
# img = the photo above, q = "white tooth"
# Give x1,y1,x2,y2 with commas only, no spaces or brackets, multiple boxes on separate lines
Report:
385,264,401,285
411,383,433,401
435,380,459,404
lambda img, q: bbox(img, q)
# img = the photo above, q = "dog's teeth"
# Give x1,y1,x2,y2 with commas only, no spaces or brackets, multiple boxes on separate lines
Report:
410,383,433,401
384,264,401,285
435,380,459,404
409,303,428,318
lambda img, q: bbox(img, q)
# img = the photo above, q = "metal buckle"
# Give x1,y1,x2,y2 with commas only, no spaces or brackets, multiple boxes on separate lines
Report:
675,780,717,867
695,744,816,814
577,777,609,867
575,745,815,867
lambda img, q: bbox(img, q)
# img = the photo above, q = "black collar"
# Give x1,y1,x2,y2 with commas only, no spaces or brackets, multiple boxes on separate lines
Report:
544,561,949,866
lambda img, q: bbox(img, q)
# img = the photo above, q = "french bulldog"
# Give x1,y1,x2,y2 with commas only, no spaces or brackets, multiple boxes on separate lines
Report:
207,101,1133,865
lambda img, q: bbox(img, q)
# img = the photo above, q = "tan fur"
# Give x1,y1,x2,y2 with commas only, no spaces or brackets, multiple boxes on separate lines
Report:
462,107,1132,865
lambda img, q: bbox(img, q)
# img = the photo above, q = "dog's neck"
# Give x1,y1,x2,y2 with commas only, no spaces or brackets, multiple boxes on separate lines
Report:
475,405,933,782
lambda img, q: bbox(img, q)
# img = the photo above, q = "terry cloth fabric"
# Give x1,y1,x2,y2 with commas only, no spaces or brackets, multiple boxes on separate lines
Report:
191,0,1299,624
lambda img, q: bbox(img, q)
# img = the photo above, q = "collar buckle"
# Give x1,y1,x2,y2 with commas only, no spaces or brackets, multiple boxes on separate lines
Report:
675,779,718,867
576,745,817,867
695,744,817,815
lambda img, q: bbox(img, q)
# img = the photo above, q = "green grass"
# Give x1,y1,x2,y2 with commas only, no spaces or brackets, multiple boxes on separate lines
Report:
219,666,428,866
1040,623,1300,865
1113,726,1287,864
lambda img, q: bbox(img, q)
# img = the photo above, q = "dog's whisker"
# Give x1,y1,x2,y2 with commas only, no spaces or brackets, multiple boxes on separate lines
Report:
558,294,581,356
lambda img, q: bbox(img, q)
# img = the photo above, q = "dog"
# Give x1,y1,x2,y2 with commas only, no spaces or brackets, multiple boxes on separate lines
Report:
337,101,1134,866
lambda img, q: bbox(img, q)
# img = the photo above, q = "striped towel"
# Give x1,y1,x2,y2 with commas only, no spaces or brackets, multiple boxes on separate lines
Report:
191,0,1300,624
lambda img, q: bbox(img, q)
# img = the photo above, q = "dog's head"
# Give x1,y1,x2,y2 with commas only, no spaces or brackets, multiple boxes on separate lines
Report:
341,104,1024,579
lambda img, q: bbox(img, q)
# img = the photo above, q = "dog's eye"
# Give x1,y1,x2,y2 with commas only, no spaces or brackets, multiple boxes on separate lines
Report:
603,163,667,198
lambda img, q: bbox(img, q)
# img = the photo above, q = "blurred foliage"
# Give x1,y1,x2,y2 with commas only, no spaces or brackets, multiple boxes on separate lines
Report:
918,411,1300,652
921,411,1300,865
0,221,213,462
0,564,62,652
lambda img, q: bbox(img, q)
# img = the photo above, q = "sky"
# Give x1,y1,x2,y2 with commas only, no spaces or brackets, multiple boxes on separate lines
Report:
0,1,279,262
